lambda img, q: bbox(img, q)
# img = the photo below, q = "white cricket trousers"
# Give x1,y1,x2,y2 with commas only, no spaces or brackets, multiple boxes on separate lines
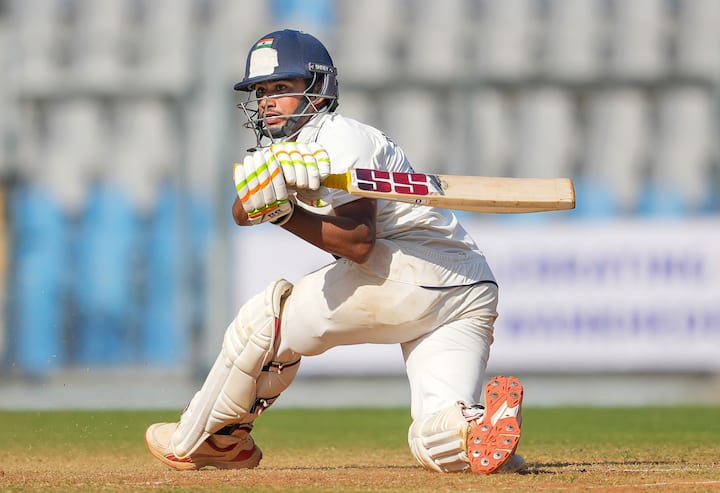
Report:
277,259,499,420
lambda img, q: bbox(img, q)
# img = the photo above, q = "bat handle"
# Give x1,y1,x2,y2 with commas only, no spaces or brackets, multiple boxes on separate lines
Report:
321,171,351,191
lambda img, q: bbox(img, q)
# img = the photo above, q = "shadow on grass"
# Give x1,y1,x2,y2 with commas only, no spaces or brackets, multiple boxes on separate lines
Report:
526,460,676,474
272,464,420,471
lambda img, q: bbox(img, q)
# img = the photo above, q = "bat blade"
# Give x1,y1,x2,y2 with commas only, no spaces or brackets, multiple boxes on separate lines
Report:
321,169,575,214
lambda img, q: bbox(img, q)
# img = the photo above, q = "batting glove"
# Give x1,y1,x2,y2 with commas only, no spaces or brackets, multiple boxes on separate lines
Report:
234,149,294,225
270,142,331,190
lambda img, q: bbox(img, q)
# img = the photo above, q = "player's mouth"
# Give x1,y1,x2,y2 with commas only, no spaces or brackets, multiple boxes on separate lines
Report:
262,113,286,126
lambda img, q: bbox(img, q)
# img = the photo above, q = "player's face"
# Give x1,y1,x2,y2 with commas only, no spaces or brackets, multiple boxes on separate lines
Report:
254,78,308,130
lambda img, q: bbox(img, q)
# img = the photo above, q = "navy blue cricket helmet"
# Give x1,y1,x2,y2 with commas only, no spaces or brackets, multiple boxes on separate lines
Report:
234,29,338,103
235,29,339,144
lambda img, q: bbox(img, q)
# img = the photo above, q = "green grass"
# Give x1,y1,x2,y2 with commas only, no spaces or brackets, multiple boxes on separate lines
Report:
0,406,719,492
0,408,411,453
2,406,715,455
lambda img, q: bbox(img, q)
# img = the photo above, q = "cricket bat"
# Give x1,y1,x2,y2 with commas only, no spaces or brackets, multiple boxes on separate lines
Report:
321,168,575,214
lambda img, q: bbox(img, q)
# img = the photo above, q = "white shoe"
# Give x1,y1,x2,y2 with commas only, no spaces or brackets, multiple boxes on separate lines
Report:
145,422,262,470
466,375,524,474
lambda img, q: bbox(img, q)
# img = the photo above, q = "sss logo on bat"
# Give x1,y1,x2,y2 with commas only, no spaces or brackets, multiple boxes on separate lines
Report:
354,169,432,196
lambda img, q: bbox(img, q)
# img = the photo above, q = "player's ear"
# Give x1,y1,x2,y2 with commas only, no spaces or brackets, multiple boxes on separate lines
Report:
305,79,331,112
309,96,327,110
308,78,322,91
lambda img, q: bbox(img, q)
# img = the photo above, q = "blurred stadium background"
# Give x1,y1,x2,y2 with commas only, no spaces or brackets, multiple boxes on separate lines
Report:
1,0,719,409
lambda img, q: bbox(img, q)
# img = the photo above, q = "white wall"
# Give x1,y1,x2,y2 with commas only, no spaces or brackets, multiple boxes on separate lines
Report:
233,217,720,375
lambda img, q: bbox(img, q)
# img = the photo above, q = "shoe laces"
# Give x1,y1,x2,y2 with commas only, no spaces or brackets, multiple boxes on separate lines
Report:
460,403,486,424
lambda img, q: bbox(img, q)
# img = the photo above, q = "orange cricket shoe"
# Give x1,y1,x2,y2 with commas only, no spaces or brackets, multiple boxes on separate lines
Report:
467,375,524,474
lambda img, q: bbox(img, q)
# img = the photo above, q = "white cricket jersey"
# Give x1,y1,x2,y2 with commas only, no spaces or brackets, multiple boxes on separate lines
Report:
292,112,496,287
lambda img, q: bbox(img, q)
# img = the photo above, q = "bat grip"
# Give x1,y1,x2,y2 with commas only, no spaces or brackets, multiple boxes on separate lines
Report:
321,171,351,191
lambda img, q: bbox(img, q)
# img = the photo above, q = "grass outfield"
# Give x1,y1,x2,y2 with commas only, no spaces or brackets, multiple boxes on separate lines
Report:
0,406,718,492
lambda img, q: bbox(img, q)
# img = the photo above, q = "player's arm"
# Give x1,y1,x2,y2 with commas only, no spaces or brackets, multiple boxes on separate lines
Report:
231,194,377,263
231,195,376,263
279,198,376,264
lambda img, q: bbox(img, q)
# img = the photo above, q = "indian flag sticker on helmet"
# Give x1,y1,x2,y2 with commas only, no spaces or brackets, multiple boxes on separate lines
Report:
248,41,279,78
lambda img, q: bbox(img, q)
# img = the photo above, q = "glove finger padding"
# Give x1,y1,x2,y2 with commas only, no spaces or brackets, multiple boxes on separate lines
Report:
272,143,297,187
261,148,289,203
287,142,310,189
254,151,279,207
234,159,254,212
270,142,332,191
238,154,266,212
234,149,292,225
299,143,320,190
307,142,331,184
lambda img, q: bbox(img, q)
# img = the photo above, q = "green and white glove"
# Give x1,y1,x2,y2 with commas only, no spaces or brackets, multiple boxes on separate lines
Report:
234,149,294,225
269,142,331,190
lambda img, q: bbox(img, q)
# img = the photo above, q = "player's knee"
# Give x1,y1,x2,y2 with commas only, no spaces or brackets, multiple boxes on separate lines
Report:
279,331,330,357
408,403,472,473
276,300,332,357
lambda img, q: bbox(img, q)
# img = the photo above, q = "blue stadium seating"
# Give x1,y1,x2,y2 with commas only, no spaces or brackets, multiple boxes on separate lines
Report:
140,184,187,367
73,184,141,365
10,186,68,377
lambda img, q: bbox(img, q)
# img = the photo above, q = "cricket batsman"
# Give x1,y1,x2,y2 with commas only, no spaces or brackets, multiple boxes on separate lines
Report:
145,29,525,474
